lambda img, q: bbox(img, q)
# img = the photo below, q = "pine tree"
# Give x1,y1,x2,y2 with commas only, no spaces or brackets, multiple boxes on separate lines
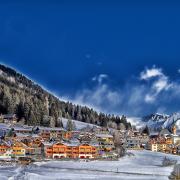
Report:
72,121,76,130
66,119,73,131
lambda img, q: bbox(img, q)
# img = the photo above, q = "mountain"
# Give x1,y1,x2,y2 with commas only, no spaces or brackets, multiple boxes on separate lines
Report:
0,64,131,129
142,113,180,134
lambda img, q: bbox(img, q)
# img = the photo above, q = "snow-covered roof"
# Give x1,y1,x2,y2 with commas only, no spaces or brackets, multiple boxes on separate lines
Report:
39,127,65,131
42,141,54,146
95,134,113,138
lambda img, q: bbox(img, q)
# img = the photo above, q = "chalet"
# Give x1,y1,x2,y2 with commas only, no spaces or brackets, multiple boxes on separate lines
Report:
0,149,12,159
12,125,32,134
64,131,72,140
96,134,114,152
65,142,79,159
78,144,97,159
0,141,10,155
26,139,42,156
42,142,53,158
2,114,17,124
52,142,67,159
39,127,66,141
11,141,27,157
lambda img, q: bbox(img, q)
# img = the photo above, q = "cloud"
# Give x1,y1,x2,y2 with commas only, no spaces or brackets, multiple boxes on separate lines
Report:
140,66,163,80
61,66,180,117
139,66,172,103
72,82,122,113
92,74,108,84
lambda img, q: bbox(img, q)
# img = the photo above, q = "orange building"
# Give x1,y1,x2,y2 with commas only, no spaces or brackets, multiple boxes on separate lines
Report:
78,144,97,159
0,142,10,154
63,131,72,139
45,142,98,159
66,145,79,159
52,142,67,158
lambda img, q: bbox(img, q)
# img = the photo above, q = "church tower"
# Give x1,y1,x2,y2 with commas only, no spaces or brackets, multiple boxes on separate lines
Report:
172,125,177,135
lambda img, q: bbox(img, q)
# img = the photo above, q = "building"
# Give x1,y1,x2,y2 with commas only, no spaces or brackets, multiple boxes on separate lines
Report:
2,114,17,124
0,141,10,155
52,142,67,159
11,141,27,157
26,139,43,156
44,141,98,159
39,127,66,141
96,134,114,152
78,144,97,159
43,142,53,158
148,140,158,152
126,137,141,149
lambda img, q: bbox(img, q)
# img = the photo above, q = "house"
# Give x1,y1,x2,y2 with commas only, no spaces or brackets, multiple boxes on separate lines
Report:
66,143,79,159
42,142,53,158
0,149,12,159
11,141,27,157
43,141,98,159
148,142,158,152
26,139,42,156
13,125,32,134
3,114,17,124
165,136,173,145
78,144,97,159
0,141,10,155
172,135,180,145
126,137,141,150
96,134,114,152
64,131,72,140
52,142,67,159
158,143,167,152
159,129,171,137
39,127,66,141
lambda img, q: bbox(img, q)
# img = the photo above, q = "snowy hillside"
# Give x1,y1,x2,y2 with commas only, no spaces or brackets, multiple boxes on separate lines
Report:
61,118,100,130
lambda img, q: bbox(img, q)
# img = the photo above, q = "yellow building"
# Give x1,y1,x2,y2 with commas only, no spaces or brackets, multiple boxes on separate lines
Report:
12,141,27,157
96,134,114,152
165,137,173,145
158,143,167,152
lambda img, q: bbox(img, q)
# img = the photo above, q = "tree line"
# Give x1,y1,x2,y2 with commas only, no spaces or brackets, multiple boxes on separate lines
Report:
0,64,131,130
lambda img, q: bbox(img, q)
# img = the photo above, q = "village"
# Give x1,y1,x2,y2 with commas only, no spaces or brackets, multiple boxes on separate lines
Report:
0,114,179,165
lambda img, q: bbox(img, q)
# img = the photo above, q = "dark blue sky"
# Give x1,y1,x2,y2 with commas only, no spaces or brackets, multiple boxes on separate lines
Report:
1,1,180,116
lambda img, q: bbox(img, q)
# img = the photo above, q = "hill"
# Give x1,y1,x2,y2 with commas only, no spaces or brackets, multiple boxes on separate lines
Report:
0,64,131,129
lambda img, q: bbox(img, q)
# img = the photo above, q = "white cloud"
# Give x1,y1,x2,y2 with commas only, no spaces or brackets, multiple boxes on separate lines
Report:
152,76,170,93
139,66,172,103
145,94,156,103
61,66,180,116
178,69,180,73
92,74,108,84
140,66,163,80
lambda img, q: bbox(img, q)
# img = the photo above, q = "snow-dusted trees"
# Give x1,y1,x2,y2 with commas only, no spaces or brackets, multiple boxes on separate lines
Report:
113,131,126,157
66,119,76,131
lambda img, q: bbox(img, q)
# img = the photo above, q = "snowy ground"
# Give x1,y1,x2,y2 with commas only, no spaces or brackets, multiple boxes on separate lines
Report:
1,150,180,180
61,118,100,130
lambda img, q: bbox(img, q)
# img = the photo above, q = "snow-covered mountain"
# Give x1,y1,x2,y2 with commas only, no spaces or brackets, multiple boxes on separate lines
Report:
142,113,180,133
